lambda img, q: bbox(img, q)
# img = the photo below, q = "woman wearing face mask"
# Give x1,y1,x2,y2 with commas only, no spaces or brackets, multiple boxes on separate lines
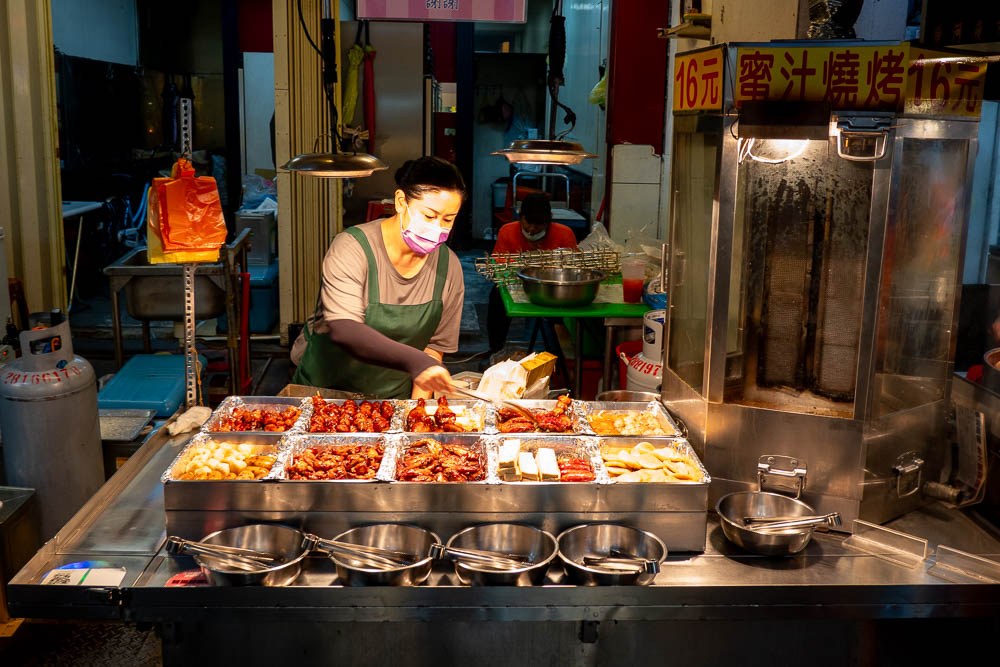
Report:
487,192,578,352
291,157,466,398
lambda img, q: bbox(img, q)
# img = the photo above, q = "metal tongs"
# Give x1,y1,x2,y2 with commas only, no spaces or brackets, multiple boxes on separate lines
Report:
582,548,660,574
302,533,420,570
449,385,539,426
429,543,531,570
743,512,842,532
166,536,286,572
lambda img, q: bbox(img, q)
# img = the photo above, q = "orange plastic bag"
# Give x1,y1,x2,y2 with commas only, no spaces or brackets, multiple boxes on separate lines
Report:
155,158,227,253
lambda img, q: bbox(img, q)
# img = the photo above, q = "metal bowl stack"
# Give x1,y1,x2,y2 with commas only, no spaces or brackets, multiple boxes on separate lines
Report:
517,267,606,308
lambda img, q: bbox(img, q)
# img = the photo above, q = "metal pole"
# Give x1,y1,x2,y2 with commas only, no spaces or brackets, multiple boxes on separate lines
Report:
183,263,198,408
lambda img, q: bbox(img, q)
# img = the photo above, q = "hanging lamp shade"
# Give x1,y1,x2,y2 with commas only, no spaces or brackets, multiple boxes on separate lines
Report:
492,139,597,165
282,151,387,178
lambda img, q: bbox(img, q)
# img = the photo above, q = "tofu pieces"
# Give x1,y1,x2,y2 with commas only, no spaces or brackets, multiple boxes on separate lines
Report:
535,448,559,481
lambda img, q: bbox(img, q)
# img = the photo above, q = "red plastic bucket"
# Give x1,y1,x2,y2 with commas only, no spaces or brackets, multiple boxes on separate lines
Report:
616,340,643,390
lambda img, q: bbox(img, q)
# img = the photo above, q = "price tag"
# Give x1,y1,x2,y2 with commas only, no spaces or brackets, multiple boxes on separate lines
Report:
42,567,126,587
673,46,725,112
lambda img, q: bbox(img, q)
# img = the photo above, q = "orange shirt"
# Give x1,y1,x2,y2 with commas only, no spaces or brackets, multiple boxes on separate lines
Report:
492,222,579,255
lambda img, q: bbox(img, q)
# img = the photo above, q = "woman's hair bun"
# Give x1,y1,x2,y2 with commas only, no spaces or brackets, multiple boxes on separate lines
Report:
394,156,466,201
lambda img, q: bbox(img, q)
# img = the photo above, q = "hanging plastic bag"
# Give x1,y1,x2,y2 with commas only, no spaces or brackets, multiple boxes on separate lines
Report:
588,71,607,109
578,221,624,255
147,158,226,264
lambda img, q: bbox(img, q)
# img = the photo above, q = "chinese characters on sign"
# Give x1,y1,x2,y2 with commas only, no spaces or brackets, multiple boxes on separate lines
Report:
732,44,986,117
673,46,724,112
735,46,908,111
358,0,524,22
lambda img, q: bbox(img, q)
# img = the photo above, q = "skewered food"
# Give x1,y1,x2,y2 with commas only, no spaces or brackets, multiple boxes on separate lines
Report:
602,441,703,482
287,443,384,480
405,397,475,432
396,437,485,482
497,394,574,433
588,409,675,436
211,405,301,432
308,395,394,433
557,457,596,482
175,441,276,480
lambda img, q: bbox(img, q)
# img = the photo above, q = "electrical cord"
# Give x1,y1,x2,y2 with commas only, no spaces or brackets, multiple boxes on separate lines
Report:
297,0,322,56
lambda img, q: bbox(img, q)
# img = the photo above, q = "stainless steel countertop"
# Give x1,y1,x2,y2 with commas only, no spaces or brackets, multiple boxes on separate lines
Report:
9,422,1000,622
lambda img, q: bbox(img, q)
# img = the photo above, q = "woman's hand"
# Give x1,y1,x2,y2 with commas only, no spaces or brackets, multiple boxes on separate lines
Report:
413,364,455,396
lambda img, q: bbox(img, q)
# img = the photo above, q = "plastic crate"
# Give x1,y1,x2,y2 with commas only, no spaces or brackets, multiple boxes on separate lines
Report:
98,353,207,417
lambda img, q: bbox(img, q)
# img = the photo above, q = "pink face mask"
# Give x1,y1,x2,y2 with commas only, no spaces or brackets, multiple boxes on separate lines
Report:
400,213,451,255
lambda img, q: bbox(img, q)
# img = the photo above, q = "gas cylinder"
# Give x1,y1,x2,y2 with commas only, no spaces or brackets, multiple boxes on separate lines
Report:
0,320,103,540
623,310,665,393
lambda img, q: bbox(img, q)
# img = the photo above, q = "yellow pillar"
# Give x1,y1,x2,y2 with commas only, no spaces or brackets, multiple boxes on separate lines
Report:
0,0,66,314
273,0,344,343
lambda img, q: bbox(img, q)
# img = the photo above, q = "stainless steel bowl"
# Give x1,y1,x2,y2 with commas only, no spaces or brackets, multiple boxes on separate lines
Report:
329,524,438,586
517,267,606,308
195,524,309,587
716,491,817,556
557,523,666,586
983,348,1000,394
446,523,557,586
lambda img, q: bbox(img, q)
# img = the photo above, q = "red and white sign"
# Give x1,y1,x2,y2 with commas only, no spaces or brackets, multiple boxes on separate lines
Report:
357,0,527,22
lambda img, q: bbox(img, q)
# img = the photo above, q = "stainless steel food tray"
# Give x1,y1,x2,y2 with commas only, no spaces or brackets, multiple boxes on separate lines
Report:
300,398,404,433
202,396,311,438
398,399,491,433
493,435,608,484
386,433,494,483
276,433,394,482
99,408,156,441
161,432,286,484
493,399,586,435
579,401,681,438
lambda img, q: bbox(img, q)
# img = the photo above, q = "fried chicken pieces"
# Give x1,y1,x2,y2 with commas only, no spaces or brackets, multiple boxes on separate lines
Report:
497,394,573,433
287,443,384,480
405,397,468,433
211,406,301,432
397,438,485,482
308,395,394,433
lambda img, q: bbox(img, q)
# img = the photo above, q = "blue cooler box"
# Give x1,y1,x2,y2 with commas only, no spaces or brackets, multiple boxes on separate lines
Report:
98,353,208,417
218,261,279,334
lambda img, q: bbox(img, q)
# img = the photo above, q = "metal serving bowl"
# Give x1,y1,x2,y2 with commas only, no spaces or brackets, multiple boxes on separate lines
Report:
517,267,606,308
557,523,666,586
446,523,558,586
195,524,309,587
328,524,438,586
594,390,661,403
716,491,817,556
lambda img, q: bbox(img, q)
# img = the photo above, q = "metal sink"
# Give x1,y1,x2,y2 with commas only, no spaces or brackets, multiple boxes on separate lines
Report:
104,247,229,321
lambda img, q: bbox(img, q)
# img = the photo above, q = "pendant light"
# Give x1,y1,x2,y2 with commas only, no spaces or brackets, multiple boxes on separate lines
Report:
281,0,386,179
492,2,596,166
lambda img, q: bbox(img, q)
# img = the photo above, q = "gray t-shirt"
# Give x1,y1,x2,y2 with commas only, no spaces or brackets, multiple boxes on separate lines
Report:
292,219,463,363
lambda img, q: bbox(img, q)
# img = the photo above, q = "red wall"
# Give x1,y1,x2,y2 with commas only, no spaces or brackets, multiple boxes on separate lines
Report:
429,22,457,82
606,1,670,153
239,0,273,53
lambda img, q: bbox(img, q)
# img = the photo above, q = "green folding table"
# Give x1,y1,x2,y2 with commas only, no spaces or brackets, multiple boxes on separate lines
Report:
498,285,650,397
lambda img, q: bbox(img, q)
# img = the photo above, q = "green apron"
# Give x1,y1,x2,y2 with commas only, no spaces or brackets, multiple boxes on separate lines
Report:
292,226,448,398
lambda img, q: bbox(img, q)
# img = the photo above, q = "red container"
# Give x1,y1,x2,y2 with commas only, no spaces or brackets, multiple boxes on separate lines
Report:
616,340,643,390
623,278,644,303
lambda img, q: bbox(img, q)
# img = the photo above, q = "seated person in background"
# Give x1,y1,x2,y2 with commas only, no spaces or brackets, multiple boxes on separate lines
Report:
488,192,579,352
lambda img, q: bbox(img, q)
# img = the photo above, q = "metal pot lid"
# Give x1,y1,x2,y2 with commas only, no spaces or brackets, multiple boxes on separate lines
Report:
282,151,388,178
492,139,597,165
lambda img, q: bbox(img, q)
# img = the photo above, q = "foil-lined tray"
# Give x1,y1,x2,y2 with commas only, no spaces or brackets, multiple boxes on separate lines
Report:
160,432,287,483
579,401,681,438
202,396,311,437
598,437,710,486
299,397,405,434
384,433,496,483
491,398,586,435
398,399,491,433
274,433,395,482
492,435,609,484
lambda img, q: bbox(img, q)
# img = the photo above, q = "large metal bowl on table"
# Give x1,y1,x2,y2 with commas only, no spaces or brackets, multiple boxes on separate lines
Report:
327,524,438,586
557,523,666,586
517,267,606,308
446,523,557,586
193,524,309,587
715,491,817,556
